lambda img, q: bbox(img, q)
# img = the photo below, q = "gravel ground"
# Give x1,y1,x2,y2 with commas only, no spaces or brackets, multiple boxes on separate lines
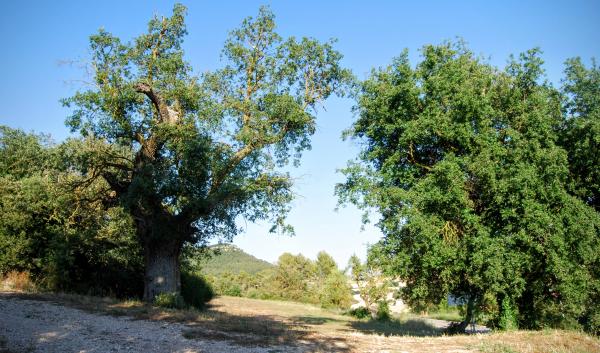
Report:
0,294,298,353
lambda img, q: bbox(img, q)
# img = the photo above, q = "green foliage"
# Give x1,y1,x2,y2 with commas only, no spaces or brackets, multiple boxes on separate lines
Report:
348,307,370,319
154,292,186,309
0,126,52,178
337,41,600,333
0,126,144,298
205,269,274,299
348,254,389,314
216,274,243,296
180,271,214,309
270,251,353,308
200,249,352,309
499,297,518,331
584,308,600,336
560,58,600,211
316,251,338,278
376,300,391,321
274,252,317,302
320,269,353,309
194,244,274,276
559,59,600,335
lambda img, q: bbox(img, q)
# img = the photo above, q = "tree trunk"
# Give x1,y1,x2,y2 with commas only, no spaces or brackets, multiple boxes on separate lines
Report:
456,295,476,333
132,203,191,303
143,241,182,302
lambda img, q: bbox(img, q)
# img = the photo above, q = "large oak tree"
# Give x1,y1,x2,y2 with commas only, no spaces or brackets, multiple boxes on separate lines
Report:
63,5,350,301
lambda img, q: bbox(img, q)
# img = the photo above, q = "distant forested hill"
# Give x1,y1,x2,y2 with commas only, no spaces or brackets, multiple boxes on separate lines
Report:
199,244,274,276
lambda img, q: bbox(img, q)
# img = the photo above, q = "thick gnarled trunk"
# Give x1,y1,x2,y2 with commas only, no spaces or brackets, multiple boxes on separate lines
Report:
143,241,182,302
136,212,188,303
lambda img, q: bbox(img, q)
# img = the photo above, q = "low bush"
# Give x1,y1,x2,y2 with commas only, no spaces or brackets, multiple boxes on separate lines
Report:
154,292,187,309
348,307,370,319
583,308,600,336
222,284,242,297
180,271,214,309
376,301,391,321
246,288,274,300
499,297,518,331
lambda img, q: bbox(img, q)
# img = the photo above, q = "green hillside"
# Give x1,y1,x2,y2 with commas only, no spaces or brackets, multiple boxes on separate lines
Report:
198,244,274,276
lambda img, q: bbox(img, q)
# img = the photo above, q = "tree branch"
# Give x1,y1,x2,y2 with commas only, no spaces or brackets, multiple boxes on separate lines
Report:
209,143,254,194
408,142,432,171
134,82,179,125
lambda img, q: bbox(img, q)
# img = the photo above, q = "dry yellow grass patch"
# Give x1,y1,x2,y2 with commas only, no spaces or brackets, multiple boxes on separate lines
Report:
1,271,36,292
472,330,600,353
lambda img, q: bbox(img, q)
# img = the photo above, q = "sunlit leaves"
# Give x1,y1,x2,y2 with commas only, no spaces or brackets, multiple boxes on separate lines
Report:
62,4,350,245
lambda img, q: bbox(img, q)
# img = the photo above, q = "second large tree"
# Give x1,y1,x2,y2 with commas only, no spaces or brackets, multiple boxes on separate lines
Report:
337,42,599,332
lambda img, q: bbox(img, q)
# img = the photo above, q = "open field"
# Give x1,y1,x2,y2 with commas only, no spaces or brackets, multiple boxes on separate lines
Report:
1,291,598,353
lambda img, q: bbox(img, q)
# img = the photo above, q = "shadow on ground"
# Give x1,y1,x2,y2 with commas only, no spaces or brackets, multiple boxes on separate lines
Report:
289,313,445,337
183,311,354,352
290,316,346,325
349,318,445,337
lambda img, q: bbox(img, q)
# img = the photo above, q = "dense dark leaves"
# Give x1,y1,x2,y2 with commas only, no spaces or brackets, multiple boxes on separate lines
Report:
337,42,600,333
561,58,600,210
0,126,144,297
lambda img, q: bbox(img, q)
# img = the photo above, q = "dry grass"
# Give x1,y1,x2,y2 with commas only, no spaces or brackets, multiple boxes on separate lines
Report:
0,272,36,293
472,330,600,353
1,290,598,353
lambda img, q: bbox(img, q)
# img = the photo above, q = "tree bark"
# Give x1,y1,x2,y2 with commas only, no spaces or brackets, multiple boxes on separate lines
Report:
143,240,182,302
136,212,189,303
456,295,476,333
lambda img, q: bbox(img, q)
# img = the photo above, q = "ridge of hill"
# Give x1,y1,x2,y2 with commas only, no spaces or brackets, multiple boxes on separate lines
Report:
199,244,275,276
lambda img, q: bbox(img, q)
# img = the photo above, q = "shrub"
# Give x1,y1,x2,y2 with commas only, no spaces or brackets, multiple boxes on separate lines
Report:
222,284,242,297
319,271,353,309
246,288,274,300
583,307,600,335
376,301,391,321
348,307,370,319
205,272,245,297
154,292,186,309
180,271,214,309
499,297,518,331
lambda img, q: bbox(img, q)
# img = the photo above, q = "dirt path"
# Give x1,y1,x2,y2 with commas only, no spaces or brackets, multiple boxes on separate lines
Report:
0,294,296,353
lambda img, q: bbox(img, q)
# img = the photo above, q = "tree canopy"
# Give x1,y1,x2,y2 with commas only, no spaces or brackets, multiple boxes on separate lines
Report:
337,42,600,333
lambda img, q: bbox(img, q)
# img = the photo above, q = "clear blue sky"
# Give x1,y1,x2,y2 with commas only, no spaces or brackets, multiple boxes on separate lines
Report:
1,0,599,267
